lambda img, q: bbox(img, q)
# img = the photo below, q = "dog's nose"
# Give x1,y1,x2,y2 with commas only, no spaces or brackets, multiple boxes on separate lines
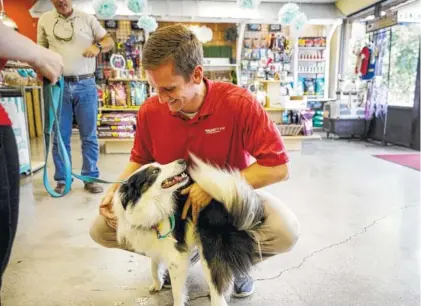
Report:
177,159,186,165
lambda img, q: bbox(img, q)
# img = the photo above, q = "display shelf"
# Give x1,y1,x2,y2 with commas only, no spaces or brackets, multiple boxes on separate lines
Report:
282,134,321,151
99,107,140,112
203,64,237,68
298,59,326,62
108,78,148,82
0,86,46,175
100,138,134,154
264,106,306,111
298,47,326,50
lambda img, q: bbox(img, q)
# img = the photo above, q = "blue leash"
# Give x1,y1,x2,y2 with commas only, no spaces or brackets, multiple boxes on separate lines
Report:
42,77,125,197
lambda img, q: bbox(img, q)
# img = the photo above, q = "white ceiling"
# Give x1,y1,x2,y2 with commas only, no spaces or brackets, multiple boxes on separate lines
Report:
30,0,343,21
151,0,338,2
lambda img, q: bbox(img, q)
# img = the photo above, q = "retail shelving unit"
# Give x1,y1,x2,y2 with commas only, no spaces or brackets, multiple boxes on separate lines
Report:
0,85,46,174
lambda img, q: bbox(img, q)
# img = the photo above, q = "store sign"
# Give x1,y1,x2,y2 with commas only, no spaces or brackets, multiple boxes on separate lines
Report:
104,20,119,29
269,24,282,32
366,13,398,32
397,9,421,23
247,24,262,31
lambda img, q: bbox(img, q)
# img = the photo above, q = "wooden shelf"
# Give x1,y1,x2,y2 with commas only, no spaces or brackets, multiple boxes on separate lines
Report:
282,134,321,151
265,107,287,111
203,64,237,67
99,107,140,111
99,138,134,142
108,78,147,82
283,135,321,140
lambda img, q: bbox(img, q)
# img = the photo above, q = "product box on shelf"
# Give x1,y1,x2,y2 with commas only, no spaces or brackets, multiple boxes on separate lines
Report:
298,37,327,48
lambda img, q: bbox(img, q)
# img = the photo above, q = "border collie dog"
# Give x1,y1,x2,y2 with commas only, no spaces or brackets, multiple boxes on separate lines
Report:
113,154,266,306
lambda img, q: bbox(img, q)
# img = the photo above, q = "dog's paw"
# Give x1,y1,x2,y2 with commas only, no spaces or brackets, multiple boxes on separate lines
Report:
149,282,163,293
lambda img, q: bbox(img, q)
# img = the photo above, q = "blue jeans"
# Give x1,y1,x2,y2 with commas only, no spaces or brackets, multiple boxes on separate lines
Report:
53,77,99,183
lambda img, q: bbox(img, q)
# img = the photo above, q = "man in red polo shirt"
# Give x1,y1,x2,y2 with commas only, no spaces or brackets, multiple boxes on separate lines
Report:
90,24,299,298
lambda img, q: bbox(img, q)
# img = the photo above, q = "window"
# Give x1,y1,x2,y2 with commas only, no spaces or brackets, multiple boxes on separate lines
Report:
387,24,420,107
344,21,420,107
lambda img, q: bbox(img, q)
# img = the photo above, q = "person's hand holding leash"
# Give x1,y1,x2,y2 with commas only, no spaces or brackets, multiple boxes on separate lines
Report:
99,192,118,229
181,183,212,224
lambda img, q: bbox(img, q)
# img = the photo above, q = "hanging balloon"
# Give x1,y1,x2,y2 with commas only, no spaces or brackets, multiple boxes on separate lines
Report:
93,0,118,19
291,11,308,32
127,0,147,14
278,3,300,25
137,15,158,32
237,0,261,10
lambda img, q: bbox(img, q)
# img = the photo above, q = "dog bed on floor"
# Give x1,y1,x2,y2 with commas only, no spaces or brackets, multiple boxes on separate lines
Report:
373,153,420,171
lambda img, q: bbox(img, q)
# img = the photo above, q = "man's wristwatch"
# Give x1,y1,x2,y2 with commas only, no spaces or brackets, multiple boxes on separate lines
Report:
95,42,103,52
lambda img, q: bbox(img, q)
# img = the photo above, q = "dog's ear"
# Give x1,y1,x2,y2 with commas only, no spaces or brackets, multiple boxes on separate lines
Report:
119,168,151,210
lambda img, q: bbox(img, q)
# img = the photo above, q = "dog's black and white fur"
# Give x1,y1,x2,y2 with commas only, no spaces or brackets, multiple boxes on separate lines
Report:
113,154,266,306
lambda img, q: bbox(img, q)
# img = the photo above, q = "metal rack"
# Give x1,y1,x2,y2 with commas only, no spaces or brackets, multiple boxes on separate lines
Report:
0,85,46,175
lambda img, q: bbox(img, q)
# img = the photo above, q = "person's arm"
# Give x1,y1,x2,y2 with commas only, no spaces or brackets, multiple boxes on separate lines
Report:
99,105,154,227
83,16,114,57
241,162,289,189
239,93,290,189
0,21,63,84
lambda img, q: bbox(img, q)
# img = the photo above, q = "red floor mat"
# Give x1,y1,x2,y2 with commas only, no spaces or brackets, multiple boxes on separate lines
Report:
374,153,420,171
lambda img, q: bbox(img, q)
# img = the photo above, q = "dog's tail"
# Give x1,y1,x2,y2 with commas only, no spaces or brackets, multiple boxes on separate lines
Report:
189,154,266,294
188,153,265,233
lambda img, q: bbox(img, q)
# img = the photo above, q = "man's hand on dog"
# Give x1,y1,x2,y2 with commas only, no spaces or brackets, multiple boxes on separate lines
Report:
100,192,118,229
181,183,212,224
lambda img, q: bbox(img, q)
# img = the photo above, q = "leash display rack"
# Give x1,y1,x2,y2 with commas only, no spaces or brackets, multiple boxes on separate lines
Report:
0,85,46,175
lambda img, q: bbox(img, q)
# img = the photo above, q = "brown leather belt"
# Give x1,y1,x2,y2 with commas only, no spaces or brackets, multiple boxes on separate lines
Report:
63,73,94,82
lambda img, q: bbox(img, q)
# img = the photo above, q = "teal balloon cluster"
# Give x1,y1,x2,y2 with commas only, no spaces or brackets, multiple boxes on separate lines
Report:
278,2,308,33
237,0,261,10
93,0,118,19
137,15,158,32
291,12,308,32
127,0,147,14
278,3,300,25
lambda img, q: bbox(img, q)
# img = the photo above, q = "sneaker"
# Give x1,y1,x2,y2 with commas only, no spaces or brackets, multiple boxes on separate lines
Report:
54,183,66,195
84,182,103,194
232,275,255,298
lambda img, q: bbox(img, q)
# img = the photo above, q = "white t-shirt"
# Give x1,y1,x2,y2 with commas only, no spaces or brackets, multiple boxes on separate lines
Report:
37,9,107,76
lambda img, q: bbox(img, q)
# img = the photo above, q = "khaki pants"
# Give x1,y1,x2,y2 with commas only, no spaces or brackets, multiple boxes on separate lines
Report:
89,190,300,260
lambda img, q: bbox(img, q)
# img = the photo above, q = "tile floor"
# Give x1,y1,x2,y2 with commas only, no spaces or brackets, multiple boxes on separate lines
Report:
2,135,420,306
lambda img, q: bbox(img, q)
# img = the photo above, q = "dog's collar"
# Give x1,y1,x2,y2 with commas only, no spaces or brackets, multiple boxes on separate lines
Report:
151,214,175,240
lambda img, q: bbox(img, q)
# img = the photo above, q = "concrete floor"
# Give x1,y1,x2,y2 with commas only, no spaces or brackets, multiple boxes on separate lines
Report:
2,135,420,306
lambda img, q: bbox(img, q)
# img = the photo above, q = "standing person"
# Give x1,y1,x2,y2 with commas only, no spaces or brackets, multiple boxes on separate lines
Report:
0,21,63,304
37,0,114,195
89,24,299,298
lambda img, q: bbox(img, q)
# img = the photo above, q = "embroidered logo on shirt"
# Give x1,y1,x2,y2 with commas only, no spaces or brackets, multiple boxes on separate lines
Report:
205,127,226,134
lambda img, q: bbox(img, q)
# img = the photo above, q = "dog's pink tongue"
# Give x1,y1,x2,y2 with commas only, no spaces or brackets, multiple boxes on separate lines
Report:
175,175,186,182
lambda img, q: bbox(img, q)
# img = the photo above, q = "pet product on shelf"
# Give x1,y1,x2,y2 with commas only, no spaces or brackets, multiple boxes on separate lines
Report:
97,131,135,139
99,112,137,125
300,109,315,135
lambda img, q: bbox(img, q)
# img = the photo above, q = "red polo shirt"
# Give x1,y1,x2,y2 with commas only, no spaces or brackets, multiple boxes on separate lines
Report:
130,78,289,170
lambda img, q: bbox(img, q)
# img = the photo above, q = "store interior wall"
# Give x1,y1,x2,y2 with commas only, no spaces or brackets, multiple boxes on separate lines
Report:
329,25,341,98
335,0,383,16
3,0,38,41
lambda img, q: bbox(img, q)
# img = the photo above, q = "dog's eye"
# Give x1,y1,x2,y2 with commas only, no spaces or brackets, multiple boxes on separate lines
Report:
152,169,160,174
